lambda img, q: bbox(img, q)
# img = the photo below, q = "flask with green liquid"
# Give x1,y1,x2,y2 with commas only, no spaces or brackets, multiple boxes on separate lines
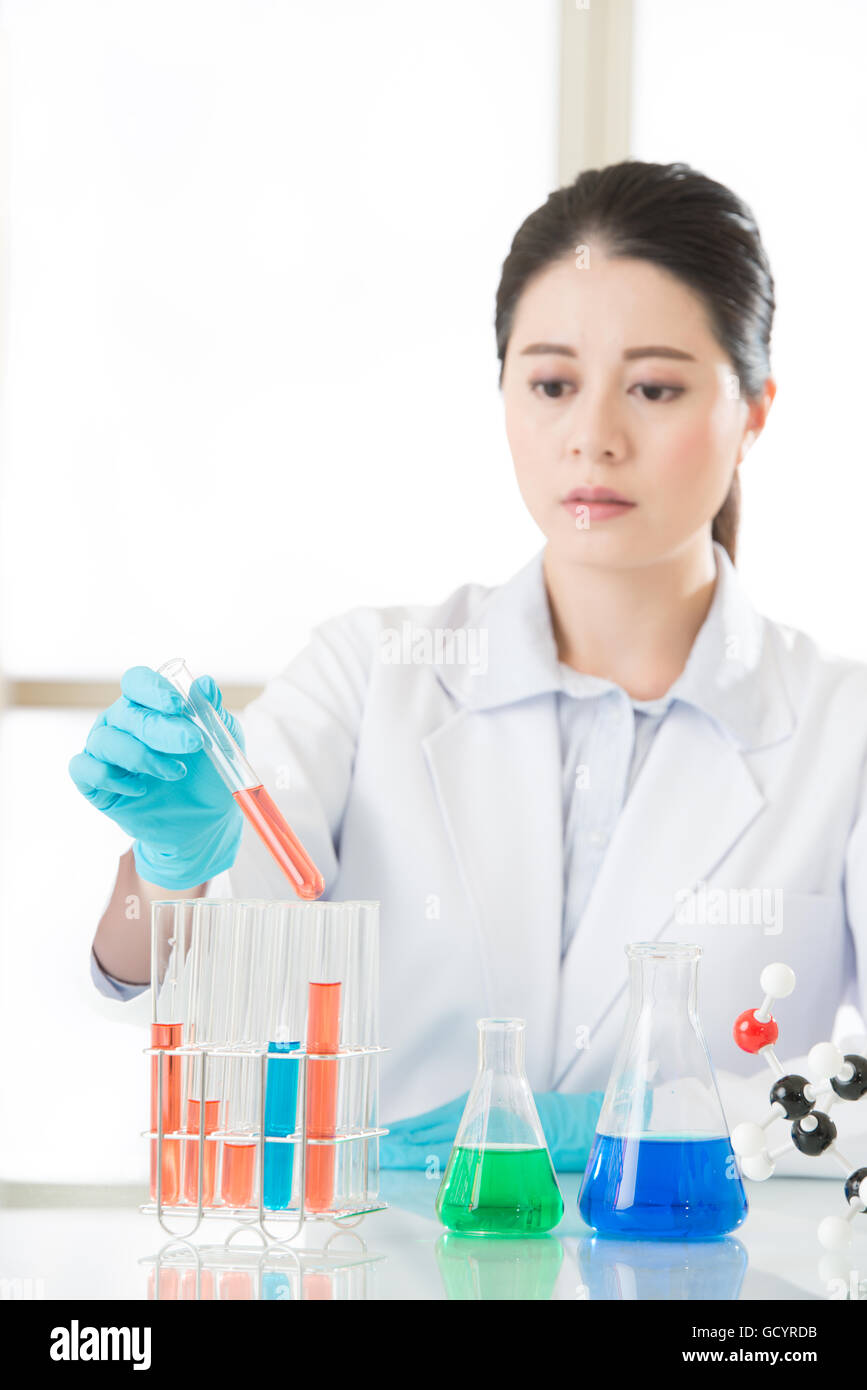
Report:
435,1018,564,1235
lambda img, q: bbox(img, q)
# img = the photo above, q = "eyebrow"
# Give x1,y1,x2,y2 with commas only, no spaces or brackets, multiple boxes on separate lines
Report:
518,343,697,363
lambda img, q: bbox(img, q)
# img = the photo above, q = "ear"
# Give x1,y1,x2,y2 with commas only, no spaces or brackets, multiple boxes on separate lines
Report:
751,377,777,434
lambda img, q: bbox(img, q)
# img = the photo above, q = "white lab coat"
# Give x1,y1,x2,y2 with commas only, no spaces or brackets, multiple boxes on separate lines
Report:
212,544,867,1176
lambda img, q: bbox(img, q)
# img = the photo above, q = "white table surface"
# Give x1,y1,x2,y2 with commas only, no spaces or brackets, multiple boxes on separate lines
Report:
2,1171,865,1301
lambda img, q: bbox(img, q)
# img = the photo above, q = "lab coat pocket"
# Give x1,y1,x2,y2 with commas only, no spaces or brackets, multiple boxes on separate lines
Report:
773,889,844,947
760,890,845,993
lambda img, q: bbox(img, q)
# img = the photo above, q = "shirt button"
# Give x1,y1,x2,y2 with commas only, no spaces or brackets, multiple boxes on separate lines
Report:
589,830,608,847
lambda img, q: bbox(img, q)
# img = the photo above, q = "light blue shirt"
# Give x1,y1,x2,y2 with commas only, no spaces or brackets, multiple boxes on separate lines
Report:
556,674,671,957
91,543,741,995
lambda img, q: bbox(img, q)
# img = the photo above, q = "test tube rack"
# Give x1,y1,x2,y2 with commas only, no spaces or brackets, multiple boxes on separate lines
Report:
144,1038,389,1238
143,898,388,1240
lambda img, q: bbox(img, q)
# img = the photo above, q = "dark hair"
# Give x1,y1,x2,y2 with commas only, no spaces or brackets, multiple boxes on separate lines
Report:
494,160,775,564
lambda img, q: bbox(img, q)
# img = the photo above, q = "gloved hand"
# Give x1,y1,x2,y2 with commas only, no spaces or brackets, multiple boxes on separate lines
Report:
535,1090,606,1170
381,1089,606,1172
68,665,244,890
380,1093,470,1171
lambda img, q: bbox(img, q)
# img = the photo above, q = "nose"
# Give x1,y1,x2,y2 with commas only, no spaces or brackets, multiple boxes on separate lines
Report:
565,384,628,465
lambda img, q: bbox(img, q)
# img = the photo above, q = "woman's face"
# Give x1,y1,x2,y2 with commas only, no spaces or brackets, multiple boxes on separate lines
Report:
500,249,772,570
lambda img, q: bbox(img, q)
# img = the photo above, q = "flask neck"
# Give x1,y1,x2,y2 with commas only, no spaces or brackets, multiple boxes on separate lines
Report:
628,950,699,1017
595,942,727,1140
477,1019,526,1076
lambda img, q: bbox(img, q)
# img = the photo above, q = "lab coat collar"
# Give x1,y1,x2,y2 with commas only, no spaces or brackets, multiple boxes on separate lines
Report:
434,541,795,751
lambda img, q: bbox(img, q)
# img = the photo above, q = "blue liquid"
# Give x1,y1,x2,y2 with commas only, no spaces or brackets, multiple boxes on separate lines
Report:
578,1133,748,1239
262,1272,294,1301
263,1040,300,1210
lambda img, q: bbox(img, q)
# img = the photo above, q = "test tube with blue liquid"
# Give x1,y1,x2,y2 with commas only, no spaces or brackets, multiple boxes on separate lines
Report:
262,903,304,1210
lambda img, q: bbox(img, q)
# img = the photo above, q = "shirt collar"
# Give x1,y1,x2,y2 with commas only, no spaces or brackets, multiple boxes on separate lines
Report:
434,542,795,750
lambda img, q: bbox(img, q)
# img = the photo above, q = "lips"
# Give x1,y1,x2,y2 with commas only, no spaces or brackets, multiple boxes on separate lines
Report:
562,486,637,524
564,486,634,505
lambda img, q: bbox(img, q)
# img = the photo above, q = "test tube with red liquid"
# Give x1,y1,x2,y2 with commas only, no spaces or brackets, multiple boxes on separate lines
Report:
219,903,263,1210
157,658,324,900
184,1098,219,1205
304,980,341,1213
150,902,197,1206
182,900,231,1207
150,1022,182,1204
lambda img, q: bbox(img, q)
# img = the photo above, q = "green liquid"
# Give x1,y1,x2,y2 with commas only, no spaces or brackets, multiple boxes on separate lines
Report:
436,1144,564,1235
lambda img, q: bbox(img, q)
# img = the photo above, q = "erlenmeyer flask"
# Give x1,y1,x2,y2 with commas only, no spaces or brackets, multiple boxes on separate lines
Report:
577,943,748,1240
435,1018,564,1235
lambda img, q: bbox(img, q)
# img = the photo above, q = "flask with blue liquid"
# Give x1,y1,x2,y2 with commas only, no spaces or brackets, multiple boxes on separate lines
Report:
578,942,748,1240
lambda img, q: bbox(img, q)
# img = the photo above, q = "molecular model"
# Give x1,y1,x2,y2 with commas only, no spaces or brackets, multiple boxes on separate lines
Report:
730,963,867,1265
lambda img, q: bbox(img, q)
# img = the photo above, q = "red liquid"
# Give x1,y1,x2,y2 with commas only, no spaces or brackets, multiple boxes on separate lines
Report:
184,1099,220,1206
233,784,324,899
147,1267,179,1301
305,981,341,1213
150,1022,182,1205
303,1272,334,1300
219,1271,253,1301
147,1267,215,1301
181,1268,214,1301
221,1141,257,1208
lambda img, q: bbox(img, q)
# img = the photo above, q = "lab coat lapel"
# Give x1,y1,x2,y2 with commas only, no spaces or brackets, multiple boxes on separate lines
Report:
421,692,564,1087
420,550,567,1086
550,706,766,1088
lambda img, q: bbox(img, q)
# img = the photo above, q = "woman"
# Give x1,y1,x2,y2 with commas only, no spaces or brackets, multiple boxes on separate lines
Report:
71,160,867,1174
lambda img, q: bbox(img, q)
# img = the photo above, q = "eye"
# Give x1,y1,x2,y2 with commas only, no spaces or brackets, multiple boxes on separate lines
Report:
530,379,573,400
631,382,684,403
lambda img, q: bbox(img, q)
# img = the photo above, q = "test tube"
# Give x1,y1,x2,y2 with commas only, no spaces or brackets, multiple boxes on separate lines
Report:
262,904,304,1211
183,900,232,1206
157,658,324,901
219,1271,253,1300
220,902,264,1209
147,1267,179,1301
150,1021,182,1205
305,981,341,1212
180,1268,215,1301
150,902,196,1206
302,1272,335,1301
343,901,380,1209
304,908,343,1213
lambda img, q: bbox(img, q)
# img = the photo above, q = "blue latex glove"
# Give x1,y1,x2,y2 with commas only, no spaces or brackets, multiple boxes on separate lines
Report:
381,1089,606,1173
68,665,244,890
